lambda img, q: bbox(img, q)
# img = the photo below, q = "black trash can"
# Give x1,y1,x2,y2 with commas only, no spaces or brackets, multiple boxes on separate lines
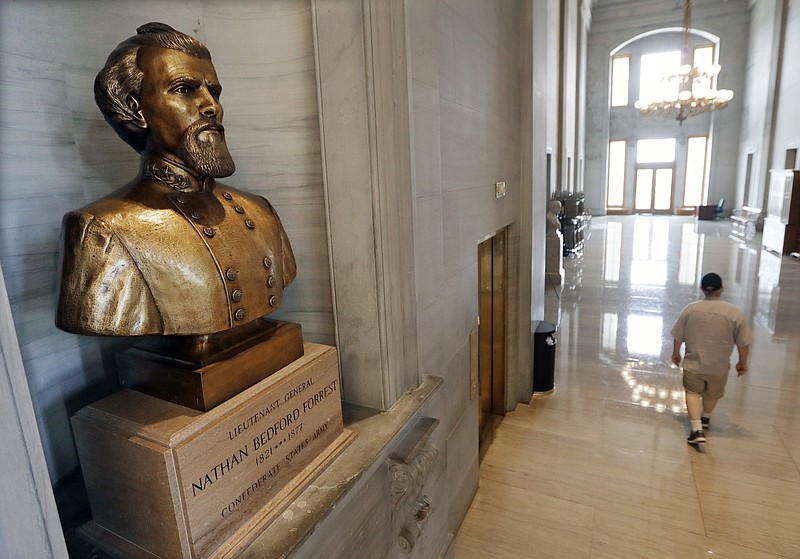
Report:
533,321,557,394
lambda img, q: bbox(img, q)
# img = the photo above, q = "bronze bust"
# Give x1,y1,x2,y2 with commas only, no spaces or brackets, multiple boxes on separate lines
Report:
56,23,296,337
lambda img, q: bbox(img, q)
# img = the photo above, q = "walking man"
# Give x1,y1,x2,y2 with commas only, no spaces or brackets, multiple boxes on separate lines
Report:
671,272,752,445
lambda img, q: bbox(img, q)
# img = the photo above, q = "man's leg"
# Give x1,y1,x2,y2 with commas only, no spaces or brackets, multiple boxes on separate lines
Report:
683,372,707,442
685,391,706,443
702,398,718,415
702,374,727,429
685,390,703,421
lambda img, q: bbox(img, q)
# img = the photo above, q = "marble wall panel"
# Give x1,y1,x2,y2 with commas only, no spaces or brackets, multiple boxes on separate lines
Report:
442,0,487,37
410,0,447,389
0,261,69,558
439,99,489,191
451,21,496,113
442,261,479,372
442,187,514,279
414,195,446,307
408,0,441,89
442,337,472,438
411,82,443,198
445,400,480,533
416,294,447,382
486,0,521,55
437,2,457,103
771,2,800,168
414,194,447,377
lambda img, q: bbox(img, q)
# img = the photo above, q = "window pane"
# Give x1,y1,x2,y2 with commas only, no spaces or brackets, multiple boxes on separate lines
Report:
607,140,626,206
635,169,653,210
639,51,680,103
654,169,673,210
684,136,707,206
611,56,630,107
693,46,714,95
636,138,676,163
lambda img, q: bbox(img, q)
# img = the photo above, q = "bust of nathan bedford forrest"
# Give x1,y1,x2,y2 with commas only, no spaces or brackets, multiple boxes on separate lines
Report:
56,23,296,337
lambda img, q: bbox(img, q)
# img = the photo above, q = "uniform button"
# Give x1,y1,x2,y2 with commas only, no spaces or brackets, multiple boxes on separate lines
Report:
234,308,246,321
191,211,202,220
231,289,243,302
267,276,276,287
222,192,233,200
226,268,238,281
263,257,272,268
177,196,188,204
269,295,278,307
245,219,256,229
203,227,216,237
234,205,245,214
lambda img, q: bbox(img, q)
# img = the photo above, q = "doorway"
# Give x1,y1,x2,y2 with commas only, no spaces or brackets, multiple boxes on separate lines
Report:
477,230,507,438
634,138,677,213
634,166,674,213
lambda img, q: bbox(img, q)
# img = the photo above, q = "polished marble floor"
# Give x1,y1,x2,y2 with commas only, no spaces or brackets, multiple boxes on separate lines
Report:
455,215,800,559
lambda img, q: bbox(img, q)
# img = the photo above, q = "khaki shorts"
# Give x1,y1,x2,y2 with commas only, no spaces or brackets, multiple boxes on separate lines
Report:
683,369,729,399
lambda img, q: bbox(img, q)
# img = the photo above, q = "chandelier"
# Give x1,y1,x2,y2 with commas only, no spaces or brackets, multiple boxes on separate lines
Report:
633,0,733,124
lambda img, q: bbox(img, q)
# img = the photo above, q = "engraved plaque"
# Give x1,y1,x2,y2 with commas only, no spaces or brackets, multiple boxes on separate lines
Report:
176,350,343,556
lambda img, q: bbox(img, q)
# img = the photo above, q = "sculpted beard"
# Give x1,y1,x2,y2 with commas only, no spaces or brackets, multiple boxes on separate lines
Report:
176,120,236,178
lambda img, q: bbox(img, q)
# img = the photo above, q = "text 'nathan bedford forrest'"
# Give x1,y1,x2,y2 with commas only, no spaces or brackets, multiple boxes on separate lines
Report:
190,378,338,500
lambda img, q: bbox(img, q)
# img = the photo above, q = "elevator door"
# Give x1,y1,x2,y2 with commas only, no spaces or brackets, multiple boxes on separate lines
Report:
478,230,506,436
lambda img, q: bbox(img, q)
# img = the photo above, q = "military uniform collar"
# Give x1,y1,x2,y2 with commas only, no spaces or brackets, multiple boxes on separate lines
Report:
141,152,211,192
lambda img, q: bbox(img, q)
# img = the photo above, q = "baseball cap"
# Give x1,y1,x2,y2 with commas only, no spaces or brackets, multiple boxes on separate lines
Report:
701,272,723,292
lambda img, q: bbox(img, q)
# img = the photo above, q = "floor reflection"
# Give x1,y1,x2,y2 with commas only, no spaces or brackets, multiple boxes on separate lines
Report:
546,214,800,410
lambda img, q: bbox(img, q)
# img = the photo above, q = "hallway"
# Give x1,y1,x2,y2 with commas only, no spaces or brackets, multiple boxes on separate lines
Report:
455,215,800,558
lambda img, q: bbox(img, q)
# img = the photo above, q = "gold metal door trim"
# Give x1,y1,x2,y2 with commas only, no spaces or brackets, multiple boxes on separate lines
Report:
491,231,506,414
477,229,507,432
478,238,493,425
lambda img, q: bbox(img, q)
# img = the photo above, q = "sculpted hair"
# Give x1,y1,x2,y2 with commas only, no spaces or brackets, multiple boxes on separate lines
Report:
94,22,211,153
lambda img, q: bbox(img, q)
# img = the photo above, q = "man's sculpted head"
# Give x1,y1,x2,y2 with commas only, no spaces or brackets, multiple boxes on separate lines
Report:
94,22,235,177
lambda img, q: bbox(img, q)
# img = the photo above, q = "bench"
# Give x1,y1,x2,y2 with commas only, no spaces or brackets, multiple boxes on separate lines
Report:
730,206,763,237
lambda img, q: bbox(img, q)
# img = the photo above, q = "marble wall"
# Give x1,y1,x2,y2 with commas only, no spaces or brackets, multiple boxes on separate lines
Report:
415,0,527,532
737,0,779,208
767,1,800,172
0,0,331,483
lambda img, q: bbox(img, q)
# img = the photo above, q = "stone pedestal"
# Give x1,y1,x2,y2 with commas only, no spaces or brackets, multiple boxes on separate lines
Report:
546,233,564,286
72,343,354,559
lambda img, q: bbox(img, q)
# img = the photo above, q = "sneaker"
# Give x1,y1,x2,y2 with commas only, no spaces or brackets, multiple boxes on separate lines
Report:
701,416,710,430
687,430,706,444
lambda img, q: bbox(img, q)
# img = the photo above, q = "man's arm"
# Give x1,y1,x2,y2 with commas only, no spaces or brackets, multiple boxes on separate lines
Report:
672,339,682,365
736,345,750,376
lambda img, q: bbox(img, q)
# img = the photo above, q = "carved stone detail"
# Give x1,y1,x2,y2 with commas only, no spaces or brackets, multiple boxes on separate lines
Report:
387,416,439,553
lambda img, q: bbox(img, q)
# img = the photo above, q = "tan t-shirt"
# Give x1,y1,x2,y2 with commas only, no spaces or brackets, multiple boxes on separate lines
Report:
671,298,752,376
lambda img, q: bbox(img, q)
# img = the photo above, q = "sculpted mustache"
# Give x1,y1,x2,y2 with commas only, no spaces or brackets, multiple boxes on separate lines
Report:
186,120,226,137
